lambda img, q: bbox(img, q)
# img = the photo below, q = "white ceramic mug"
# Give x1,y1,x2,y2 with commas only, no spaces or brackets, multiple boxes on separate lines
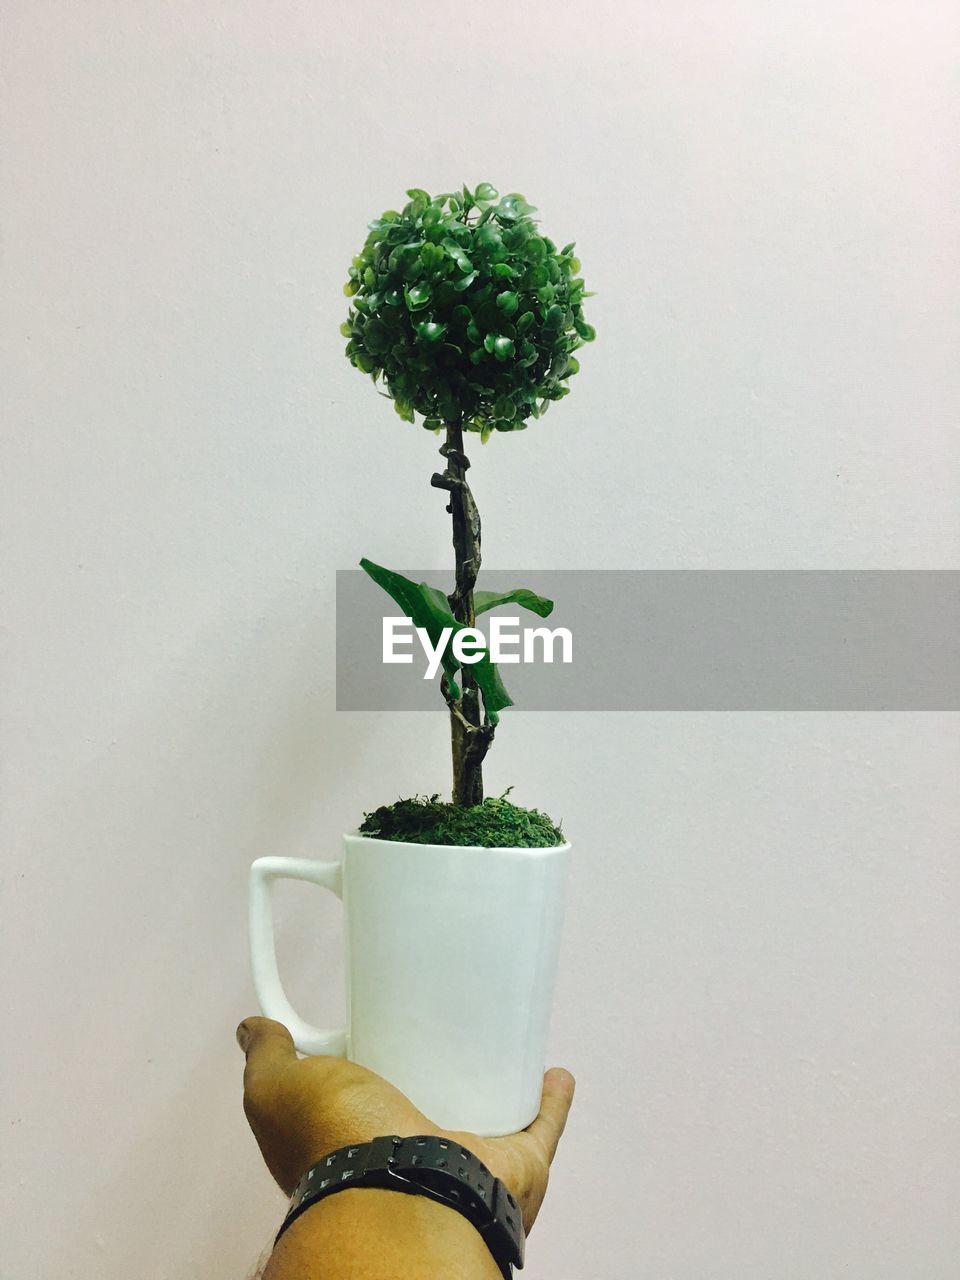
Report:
249,832,571,1136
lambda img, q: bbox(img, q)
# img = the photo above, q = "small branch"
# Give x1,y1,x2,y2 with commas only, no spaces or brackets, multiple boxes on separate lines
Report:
441,675,497,749
440,674,475,732
439,442,471,470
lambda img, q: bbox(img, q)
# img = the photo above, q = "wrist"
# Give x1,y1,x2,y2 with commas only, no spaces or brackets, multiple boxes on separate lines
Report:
276,1133,523,1277
266,1186,503,1280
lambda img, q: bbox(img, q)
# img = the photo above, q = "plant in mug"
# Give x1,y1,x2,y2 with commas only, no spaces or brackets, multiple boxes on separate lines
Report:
245,184,591,1131
342,182,595,836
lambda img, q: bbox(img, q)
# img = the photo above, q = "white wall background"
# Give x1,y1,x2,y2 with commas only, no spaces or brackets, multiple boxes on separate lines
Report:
2,2,958,1277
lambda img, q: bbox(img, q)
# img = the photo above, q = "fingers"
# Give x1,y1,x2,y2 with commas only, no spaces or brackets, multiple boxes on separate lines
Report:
523,1067,576,1164
236,1016,296,1089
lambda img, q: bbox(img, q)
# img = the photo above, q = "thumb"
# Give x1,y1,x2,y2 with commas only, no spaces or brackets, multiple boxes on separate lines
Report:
236,1016,296,1084
523,1067,576,1163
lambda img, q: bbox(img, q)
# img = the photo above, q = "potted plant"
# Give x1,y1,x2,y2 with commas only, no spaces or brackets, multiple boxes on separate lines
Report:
249,183,595,1136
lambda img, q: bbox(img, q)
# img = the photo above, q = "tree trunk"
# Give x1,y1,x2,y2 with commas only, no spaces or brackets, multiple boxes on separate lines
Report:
431,421,494,806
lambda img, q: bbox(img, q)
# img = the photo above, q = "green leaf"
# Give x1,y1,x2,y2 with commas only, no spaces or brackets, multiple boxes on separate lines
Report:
475,182,499,201
399,252,423,282
476,223,504,254
441,237,473,272
363,318,391,353
473,657,513,722
359,559,515,722
544,304,564,330
502,223,532,251
497,193,536,222
473,587,555,618
495,291,519,317
493,336,515,360
405,283,432,310
415,321,447,343
360,557,460,690
420,241,445,269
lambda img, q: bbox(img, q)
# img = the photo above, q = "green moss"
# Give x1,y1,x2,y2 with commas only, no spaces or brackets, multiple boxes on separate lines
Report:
358,789,563,848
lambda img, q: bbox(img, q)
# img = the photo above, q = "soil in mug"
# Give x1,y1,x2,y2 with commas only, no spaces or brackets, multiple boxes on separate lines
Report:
358,789,564,848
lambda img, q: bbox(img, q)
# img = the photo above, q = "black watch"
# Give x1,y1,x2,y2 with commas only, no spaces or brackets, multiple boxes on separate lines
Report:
274,1133,525,1278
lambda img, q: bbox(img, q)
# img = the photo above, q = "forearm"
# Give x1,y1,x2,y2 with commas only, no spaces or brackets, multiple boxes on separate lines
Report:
263,1187,504,1280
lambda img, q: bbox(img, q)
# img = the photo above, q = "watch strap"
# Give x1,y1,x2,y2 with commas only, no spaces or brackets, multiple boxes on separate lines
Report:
275,1134,524,1277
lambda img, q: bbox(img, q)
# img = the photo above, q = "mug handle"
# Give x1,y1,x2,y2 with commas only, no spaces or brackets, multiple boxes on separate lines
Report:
248,856,347,1057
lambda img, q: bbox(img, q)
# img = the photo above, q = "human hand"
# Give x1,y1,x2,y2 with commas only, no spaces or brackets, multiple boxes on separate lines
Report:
237,1016,575,1236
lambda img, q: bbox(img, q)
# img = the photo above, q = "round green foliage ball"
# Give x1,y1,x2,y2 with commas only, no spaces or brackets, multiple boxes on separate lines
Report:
342,184,595,437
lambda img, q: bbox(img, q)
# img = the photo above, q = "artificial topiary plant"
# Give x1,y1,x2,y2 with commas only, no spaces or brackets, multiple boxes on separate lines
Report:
343,183,594,812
